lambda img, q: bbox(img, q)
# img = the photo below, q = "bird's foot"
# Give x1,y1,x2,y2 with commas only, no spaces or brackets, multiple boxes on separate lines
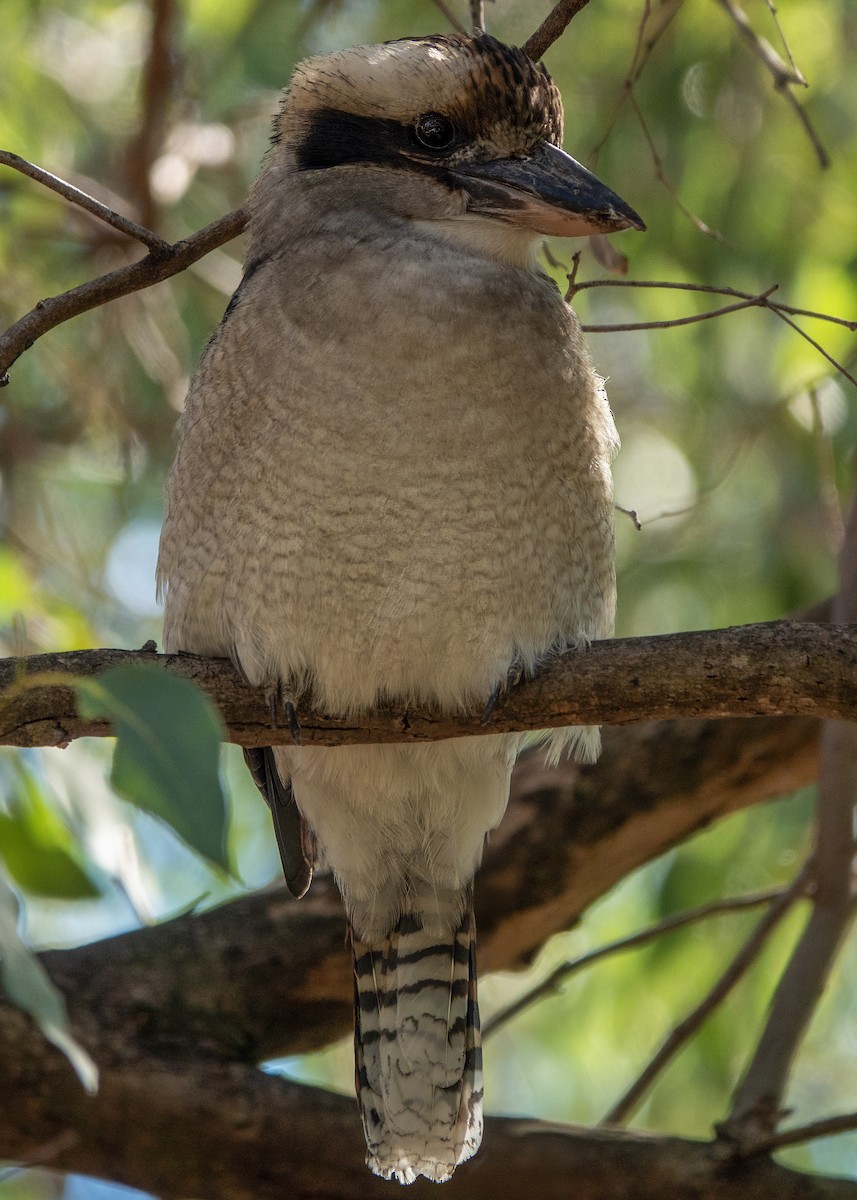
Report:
481,655,527,726
265,683,302,745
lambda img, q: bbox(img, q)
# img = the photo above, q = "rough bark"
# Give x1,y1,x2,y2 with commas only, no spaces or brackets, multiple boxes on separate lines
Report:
1,619,854,748
6,716,818,1069
0,632,838,1195
2,1056,855,1200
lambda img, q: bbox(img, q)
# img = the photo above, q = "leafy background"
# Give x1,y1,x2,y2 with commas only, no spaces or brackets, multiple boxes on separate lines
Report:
1,0,856,1194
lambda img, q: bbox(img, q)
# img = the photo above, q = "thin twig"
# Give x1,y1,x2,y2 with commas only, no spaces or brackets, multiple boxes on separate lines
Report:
771,309,857,390
523,0,593,61
568,278,857,330
581,286,779,332
589,0,684,161
764,0,801,80
629,91,726,240
716,0,829,169
0,150,170,255
716,0,805,87
570,276,857,387
470,0,486,34
0,207,247,385
483,885,788,1039
601,863,812,1127
752,1110,857,1155
430,0,467,33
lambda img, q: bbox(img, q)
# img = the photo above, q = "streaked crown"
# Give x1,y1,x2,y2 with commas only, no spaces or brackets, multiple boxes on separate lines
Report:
274,34,564,168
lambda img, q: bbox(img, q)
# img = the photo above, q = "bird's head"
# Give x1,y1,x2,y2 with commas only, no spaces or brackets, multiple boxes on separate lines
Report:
258,34,644,265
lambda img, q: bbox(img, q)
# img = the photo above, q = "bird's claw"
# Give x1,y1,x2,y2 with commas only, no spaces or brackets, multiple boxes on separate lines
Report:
265,684,303,745
480,656,526,726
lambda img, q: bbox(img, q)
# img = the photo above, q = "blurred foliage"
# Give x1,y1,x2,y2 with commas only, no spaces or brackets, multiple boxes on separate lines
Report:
1,0,856,1194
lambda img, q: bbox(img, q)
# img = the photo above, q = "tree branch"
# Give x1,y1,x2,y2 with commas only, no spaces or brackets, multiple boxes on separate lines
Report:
0,206,247,385
722,502,857,1149
523,0,593,61
0,683,826,1194
1,621,853,750
0,710,818,1069
0,151,170,254
2,1057,856,1200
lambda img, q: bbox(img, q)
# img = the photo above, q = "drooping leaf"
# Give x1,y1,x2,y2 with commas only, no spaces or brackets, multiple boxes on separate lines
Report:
0,871,98,1094
75,665,229,872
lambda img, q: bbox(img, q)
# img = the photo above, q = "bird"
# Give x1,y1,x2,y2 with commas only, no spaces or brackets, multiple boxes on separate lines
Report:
157,31,642,1185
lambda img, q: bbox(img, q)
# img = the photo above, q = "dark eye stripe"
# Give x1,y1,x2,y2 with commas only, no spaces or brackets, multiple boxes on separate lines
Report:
295,109,415,171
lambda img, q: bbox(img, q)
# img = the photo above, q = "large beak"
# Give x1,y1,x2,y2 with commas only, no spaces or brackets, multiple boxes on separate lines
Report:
450,141,645,238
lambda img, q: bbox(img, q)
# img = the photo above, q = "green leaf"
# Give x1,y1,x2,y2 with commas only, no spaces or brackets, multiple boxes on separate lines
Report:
75,665,229,872
0,766,100,900
0,871,98,1094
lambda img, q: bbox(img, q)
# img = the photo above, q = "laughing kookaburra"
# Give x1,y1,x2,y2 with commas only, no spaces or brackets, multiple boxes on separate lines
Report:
157,32,643,1185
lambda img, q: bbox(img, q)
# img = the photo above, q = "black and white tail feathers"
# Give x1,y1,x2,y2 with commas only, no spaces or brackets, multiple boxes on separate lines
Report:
352,902,483,1185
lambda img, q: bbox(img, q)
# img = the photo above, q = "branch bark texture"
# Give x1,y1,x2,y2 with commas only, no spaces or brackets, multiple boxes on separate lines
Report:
1,620,853,749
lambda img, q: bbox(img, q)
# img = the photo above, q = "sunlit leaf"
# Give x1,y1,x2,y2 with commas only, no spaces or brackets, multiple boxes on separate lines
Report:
0,764,101,899
75,665,229,872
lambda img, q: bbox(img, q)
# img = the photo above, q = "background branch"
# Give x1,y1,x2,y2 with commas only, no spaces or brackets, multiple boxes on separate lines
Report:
722,501,857,1150
0,705,830,1197
483,882,793,1039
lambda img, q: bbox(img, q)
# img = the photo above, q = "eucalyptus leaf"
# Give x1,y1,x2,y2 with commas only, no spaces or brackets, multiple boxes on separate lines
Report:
75,665,230,872
0,765,100,899
0,872,98,1093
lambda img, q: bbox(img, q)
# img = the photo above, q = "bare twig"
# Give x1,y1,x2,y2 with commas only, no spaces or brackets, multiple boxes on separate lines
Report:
763,0,802,80
754,1110,857,1155
717,0,805,87
568,278,857,331
470,0,486,34
629,91,726,240
483,885,788,1039
589,0,684,161
523,0,593,61
569,277,857,387
769,308,857,391
0,207,247,385
602,863,812,1126
0,150,169,254
716,0,829,168
721,497,857,1151
581,286,780,332
430,0,467,34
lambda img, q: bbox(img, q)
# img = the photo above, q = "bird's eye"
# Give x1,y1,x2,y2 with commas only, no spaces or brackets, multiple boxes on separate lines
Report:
413,112,456,151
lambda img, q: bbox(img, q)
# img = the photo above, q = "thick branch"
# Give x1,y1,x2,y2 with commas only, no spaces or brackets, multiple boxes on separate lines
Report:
4,714,818,1068
1,621,854,750
1,1056,855,1200
0,706,824,1193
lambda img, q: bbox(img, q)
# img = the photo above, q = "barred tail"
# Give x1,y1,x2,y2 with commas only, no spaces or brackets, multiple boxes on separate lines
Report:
351,901,483,1185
